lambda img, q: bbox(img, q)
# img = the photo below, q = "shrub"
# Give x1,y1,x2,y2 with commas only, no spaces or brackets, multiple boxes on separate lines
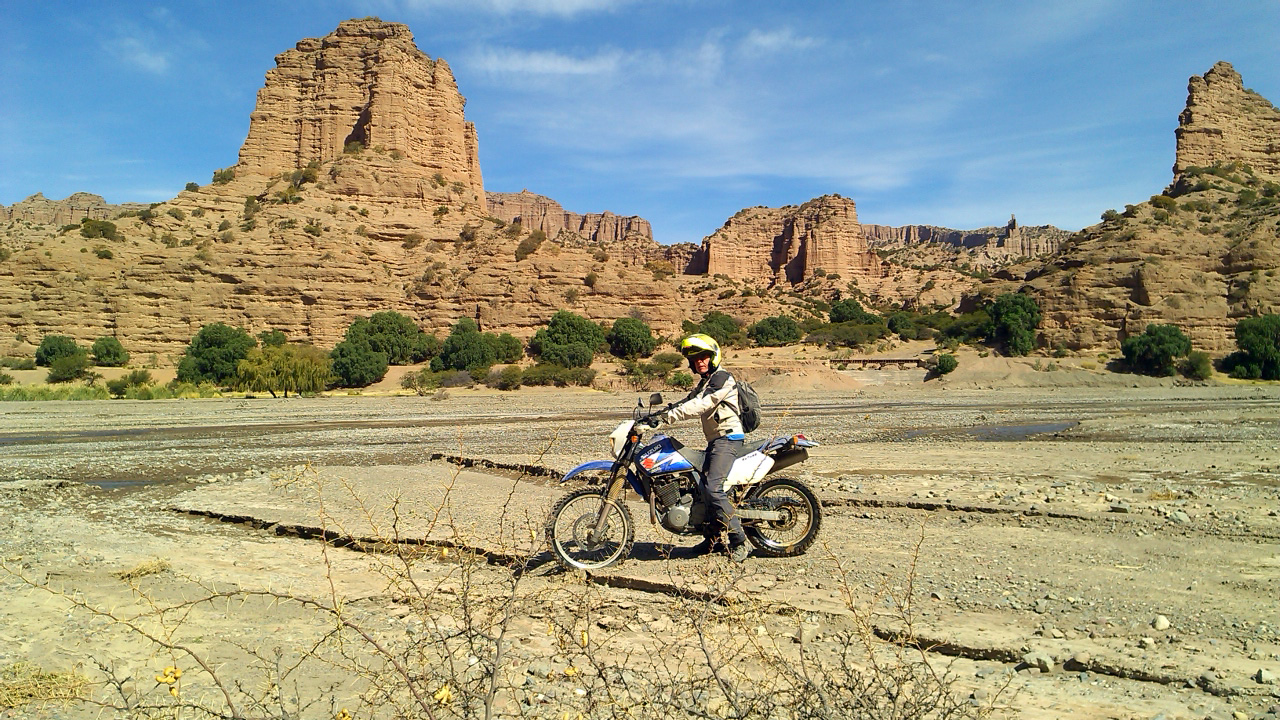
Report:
1221,313,1280,380
488,333,524,364
167,208,186,221
94,248,113,259
91,336,129,367
987,293,1041,356
804,320,889,349
1150,194,1178,211
79,219,120,241
521,363,595,387
185,182,200,192
36,335,83,367
935,353,958,375
435,320,497,372
344,140,364,154
106,369,153,398
330,339,389,387
584,271,598,288
514,230,545,261
0,371,12,385
176,323,256,385
540,341,593,369
606,317,657,359
1181,350,1213,380
402,233,424,249
748,315,802,346
829,298,878,325
685,311,744,347
257,329,287,347
1121,323,1191,376
46,351,91,383
486,364,523,390
212,167,235,184
0,357,36,370
668,370,694,389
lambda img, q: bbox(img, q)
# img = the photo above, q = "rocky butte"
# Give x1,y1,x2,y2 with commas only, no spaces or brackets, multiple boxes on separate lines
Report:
995,61,1280,353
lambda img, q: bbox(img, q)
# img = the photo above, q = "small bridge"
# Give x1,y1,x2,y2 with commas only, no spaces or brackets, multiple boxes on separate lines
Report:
827,358,928,371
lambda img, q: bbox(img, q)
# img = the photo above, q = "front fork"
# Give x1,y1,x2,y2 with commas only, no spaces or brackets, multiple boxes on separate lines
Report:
587,463,629,544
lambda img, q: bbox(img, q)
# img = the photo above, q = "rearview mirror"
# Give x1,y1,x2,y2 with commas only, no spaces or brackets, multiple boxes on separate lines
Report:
649,393,664,407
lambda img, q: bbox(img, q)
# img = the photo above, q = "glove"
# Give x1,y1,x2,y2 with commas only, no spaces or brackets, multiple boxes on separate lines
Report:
639,413,665,429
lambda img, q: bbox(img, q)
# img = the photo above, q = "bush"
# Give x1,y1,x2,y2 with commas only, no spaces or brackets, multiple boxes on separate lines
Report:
521,363,595,387
36,335,83,367
685,311,744,347
488,333,524,364
46,351,91,383
80,219,121,241
212,167,235,184
1222,314,1280,380
935,353,958,375
0,357,36,370
584,272,598,288
829,298,879,325
804,320,889,349
514,230,545,261
668,371,695,389
91,336,129,367
330,339,389,388
748,315,802,346
106,369,153,398
1181,350,1213,381
1121,324,1191,376
176,323,256,385
185,182,200,192
94,248,113,259
987,293,1041,356
606,317,657,359
540,342,593,369
486,364,523,390
0,371,12,385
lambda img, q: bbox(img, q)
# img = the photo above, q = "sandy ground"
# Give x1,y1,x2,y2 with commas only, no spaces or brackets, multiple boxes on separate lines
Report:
1,356,1279,719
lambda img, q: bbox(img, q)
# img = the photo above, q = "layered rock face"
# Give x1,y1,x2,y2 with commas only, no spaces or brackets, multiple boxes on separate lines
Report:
864,216,1067,265
995,62,1280,354
237,19,483,203
0,193,147,226
702,195,884,284
1174,62,1280,178
486,191,653,246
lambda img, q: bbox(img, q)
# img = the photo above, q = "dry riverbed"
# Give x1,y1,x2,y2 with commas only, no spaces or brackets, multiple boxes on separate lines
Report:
1,378,1279,719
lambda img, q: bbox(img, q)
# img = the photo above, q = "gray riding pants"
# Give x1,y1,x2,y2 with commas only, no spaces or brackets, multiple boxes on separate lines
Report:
702,435,745,544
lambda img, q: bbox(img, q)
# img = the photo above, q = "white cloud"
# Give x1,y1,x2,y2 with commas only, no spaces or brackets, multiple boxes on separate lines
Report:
740,28,820,54
110,36,170,74
469,47,624,76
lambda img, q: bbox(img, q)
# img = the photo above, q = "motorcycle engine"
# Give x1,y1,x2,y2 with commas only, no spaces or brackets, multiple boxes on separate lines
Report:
656,475,703,533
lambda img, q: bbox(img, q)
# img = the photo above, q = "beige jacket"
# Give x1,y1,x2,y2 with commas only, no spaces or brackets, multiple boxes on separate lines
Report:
660,369,743,441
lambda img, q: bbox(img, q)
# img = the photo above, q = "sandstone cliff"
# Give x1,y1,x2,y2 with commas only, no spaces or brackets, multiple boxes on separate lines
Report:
0,193,148,227
1174,61,1280,178
863,216,1067,266
988,62,1280,354
486,191,653,246
701,195,884,285
236,18,484,205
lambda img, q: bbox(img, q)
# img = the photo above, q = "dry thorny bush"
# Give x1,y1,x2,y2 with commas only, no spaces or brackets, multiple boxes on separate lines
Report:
1,444,1004,719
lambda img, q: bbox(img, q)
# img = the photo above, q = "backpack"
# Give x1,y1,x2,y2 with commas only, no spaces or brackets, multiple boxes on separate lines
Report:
736,378,762,433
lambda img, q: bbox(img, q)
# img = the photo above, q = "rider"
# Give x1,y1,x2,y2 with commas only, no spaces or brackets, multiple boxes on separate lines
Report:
644,333,750,563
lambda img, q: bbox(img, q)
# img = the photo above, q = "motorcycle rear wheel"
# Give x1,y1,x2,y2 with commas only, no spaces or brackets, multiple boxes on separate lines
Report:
742,477,822,557
546,488,634,571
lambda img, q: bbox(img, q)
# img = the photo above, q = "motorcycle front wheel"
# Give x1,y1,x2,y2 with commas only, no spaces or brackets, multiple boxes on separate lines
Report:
742,477,822,557
546,488,634,571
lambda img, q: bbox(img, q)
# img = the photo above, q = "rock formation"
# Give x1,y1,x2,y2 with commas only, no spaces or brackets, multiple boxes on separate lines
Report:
863,217,1067,265
1174,62,1280,178
700,195,884,285
0,193,147,227
991,62,1280,354
236,18,484,204
486,191,653,246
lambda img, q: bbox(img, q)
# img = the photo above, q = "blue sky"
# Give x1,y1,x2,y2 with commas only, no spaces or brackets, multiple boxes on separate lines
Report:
2,1,1278,243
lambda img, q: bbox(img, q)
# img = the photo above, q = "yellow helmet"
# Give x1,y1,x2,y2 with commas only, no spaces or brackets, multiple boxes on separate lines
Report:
680,333,721,371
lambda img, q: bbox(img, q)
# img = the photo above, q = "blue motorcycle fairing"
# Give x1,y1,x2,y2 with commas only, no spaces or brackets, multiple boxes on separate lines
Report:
560,459,645,497
637,435,696,475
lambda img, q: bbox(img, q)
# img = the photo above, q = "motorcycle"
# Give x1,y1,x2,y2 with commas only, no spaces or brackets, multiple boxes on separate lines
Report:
546,393,822,570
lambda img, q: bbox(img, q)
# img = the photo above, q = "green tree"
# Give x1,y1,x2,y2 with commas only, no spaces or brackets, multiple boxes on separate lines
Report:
685,311,744,347
46,351,92,383
79,219,120,241
91,336,129,367
36,335,83,367
1222,314,1280,379
606,317,657,359
257,329,287,347
176,323,256,384
1121,324,1192,376
987,293,1041,356
435,319,498,372
486,332,524,364
748,315,802,346
236,343,333,397
343,311,436,365
529,311,605,367
829,298,879,325
330,339,389,387
935,353,958,375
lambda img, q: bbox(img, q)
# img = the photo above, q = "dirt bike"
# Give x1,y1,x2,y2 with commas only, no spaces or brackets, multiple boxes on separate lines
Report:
546,393,822,570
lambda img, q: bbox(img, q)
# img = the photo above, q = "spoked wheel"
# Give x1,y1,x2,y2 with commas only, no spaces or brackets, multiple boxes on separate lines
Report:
742,477,822,557
546,488,634,571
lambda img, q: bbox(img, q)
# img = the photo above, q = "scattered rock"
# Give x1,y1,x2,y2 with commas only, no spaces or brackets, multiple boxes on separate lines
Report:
1153,615,1171,631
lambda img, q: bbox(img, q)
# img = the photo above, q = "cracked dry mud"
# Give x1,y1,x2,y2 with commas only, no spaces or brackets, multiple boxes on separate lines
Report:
2,382,1279,719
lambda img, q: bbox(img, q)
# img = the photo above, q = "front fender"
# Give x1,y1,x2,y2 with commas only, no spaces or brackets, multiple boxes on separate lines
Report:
560,459,616,483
